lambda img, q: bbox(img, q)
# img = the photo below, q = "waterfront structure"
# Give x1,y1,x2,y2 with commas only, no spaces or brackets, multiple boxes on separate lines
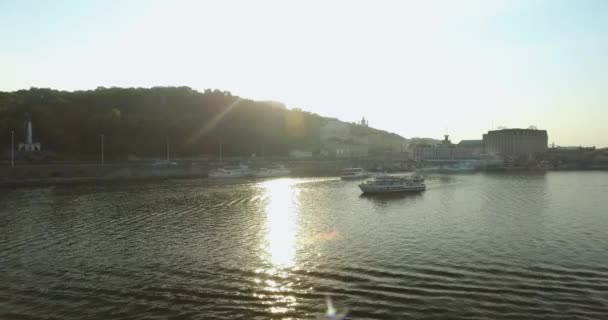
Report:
543,146,608,169
454,140,483,159
412,135,455,161
482,128,548,156
18,118,41,152
413,136,483,161
325,142,369,158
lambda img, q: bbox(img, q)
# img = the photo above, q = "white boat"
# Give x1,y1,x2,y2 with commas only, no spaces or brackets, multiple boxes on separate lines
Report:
340,168,371,180
152,160,178,167
359,174,426,194
438,162,478,173
208,164,252,178
253,164,290,177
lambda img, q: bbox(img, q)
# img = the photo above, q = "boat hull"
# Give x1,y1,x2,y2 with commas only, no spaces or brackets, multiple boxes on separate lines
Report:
340,174,371,180
359,185,426,194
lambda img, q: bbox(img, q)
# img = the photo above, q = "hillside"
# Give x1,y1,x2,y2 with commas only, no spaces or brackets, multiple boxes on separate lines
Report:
0,87,407,160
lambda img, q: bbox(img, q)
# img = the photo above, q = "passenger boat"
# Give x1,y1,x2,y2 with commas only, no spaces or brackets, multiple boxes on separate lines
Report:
253,164,290,177
208,164,252,178
340,168,371,180
359,174,426,194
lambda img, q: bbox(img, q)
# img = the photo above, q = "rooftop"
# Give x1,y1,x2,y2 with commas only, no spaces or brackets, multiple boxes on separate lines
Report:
457,140,483,146
488,128,547,133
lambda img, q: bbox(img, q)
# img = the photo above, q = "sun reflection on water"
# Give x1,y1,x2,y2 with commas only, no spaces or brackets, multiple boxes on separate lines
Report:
257,178,301,315
261,178,299,268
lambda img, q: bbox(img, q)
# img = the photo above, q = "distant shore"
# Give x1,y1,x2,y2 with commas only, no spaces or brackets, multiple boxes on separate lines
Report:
2,159,607,188
0,159,359,188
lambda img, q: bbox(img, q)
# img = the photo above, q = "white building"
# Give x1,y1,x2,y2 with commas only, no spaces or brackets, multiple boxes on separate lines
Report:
320,120,350,143
324,142,369,158
483,128,548,156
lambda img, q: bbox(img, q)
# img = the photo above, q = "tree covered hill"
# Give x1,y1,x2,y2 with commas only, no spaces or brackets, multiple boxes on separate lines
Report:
0,87,406,160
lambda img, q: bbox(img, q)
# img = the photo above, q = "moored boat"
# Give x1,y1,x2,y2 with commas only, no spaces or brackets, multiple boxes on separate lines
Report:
340,168,371,180
253,164,290,177
208,164,252,178
438,162,478,173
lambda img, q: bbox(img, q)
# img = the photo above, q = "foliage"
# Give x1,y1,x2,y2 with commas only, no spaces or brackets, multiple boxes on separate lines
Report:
0,87,343,160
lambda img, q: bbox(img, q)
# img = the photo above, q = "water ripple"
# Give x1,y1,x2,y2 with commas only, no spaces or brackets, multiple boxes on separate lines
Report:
1,173,607,319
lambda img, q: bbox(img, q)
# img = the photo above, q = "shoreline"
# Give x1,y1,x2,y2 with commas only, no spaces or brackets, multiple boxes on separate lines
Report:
3,166,607,189
0,160,351,188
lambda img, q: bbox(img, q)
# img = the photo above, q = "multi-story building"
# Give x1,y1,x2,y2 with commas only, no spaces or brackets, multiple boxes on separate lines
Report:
324,142,369,158
482,128,548,156
412,135,455,161
454,140,483,159
413,136,484,161
320,120,350,142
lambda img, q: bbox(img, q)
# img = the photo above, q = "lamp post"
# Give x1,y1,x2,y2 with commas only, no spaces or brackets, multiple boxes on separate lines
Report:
166,136,170,162
11,130,14,168
100,134,105,166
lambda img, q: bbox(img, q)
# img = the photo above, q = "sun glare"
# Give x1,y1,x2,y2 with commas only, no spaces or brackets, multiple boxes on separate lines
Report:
261,178,299,268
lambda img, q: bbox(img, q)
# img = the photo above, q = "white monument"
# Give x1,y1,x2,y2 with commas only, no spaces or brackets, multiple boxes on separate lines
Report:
18,118,41,152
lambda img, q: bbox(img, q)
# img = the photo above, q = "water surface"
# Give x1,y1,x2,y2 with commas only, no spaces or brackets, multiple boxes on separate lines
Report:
1,172,607,319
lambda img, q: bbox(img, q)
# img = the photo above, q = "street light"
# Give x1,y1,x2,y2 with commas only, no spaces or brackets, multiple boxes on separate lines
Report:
166,136,170,162
100,134,104,166
11,130,14,168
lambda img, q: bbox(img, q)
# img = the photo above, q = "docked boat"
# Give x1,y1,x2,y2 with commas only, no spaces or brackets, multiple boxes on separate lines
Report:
340,168,371,180
208,164,252,178
438,162,478,173
359,174,426,194
253,164,290,177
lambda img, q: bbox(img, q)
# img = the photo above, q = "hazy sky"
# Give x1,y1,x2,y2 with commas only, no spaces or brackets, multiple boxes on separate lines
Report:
1,0,607,146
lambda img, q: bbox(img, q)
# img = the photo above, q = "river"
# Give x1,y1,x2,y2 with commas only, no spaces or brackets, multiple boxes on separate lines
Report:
1,171,607,319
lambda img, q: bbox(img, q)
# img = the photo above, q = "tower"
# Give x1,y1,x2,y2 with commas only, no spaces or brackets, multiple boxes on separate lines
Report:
18,115,41,152
27,120,33,144
360,117,368,127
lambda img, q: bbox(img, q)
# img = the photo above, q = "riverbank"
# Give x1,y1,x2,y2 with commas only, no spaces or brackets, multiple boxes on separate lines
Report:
3,160,607,188
0,159,369,188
